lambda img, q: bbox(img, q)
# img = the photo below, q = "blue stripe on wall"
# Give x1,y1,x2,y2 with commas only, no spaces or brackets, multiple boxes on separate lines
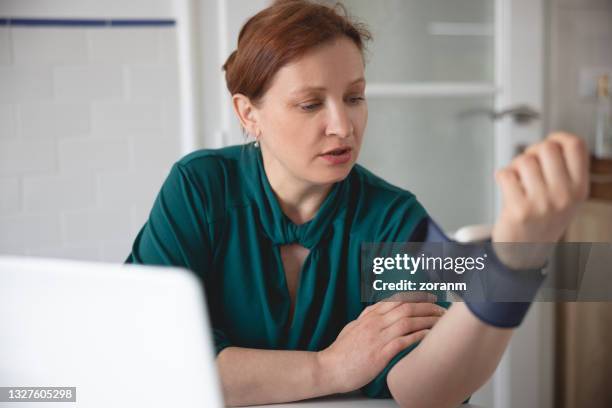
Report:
110,19,175,27
0,18,175,27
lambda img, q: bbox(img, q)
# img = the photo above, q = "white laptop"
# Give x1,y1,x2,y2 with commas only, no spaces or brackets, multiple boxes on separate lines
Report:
0,256,224,408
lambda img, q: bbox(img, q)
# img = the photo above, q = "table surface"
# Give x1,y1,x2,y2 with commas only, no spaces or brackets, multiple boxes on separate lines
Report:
249,392,484,407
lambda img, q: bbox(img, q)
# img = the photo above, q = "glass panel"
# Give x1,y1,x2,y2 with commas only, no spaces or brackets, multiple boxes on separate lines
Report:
340,0,495,82
358,96,495,232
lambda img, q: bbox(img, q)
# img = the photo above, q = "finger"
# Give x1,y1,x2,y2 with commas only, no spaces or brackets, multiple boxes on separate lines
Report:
359,293,405,317
512,153,547,200
359,292,437,318
395,291,438,303
382,329,430,361
535,141,574,206
382,316,441,341
383,292,436,303
359,298,402,319
496,167,526,204
358,304,378,319
548,132,590,198
381,302,446,329
536,141,572,193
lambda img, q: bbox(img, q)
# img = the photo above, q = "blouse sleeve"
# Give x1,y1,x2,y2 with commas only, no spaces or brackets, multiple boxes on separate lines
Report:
125,162,232,355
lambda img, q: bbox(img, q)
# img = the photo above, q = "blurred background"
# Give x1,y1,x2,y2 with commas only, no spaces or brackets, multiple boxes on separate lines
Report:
0,0,611,407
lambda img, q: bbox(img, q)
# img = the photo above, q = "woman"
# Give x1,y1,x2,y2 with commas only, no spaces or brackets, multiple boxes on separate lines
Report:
127,1,589,406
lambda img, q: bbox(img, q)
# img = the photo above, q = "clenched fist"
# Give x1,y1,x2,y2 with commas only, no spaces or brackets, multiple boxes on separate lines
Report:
492,132,590,267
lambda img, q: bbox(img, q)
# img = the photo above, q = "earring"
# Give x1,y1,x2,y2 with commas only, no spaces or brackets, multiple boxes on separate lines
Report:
254,139,259,148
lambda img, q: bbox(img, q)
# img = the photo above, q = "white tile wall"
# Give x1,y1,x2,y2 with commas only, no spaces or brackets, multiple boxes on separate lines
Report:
54,65,125,101
127,65,180,100
0,104,16,138
58,137,129,171
89,29,161,64
23,174,96,212
131,134,180,170
130,204,153,237
0,22,182,262
96,169,166,208
0,139,58,175
0,66,53,102
20,102,90,138
92,102,163,134
0,177,20,213
26,244,101,261
12,27,88,64
0,28,11,65
0,214,61,247
62,208,132,244
159,29,180,66
100,240,134,263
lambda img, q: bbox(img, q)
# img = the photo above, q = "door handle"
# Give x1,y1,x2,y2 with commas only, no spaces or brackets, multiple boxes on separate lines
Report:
458,104,541,125
492,104,540,124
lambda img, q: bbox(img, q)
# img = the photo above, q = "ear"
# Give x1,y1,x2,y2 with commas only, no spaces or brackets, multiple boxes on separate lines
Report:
232,94,260,136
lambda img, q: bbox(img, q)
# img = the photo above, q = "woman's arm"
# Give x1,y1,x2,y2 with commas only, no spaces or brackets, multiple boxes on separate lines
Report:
388,133,589,407
218,298,445,406
217,347,337,406
387,303,512,407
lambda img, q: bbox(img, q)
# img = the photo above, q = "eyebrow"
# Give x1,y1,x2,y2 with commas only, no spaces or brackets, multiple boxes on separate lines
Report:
289,77,366,96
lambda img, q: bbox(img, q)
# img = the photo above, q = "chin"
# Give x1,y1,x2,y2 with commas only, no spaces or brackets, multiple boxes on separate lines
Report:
314,165,353,185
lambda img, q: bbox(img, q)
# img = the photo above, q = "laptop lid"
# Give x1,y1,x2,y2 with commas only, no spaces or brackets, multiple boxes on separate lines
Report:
0,256,224,408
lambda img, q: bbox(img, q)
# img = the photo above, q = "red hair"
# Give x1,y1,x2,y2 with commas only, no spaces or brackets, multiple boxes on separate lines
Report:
222,0,372,105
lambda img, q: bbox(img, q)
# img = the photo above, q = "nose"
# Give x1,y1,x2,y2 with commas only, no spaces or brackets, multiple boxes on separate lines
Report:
325,102,353,139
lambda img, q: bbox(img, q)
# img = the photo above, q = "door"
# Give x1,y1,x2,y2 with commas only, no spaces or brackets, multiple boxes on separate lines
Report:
194,0,550,407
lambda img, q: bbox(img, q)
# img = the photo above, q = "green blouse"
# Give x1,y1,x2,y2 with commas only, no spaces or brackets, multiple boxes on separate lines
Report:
127,143,450,398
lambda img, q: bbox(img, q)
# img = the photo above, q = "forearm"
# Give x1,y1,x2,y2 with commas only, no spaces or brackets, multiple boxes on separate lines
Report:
387,302,514,408
216,346,340,406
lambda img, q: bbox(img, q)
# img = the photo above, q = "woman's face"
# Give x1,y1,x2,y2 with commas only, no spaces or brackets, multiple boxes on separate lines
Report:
252,37,368,186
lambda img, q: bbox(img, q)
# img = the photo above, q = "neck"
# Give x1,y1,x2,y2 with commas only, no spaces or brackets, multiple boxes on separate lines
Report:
261,149,333,225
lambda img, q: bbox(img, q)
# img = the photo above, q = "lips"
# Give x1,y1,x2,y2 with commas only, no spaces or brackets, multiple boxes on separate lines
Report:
321,147,352,156
319,147,352,165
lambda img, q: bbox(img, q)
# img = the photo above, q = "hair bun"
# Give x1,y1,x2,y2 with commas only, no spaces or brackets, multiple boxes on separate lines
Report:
222,49,238,73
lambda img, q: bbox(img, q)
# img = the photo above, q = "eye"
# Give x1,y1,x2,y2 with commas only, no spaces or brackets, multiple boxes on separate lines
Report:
299,102,322,112
347,95,365,105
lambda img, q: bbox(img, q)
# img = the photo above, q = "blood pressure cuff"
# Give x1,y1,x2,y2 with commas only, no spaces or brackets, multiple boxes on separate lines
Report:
412,217,546,328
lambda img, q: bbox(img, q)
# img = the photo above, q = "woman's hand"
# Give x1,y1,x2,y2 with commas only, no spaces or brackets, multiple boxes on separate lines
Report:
316,295,446,393
491,132,590,268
